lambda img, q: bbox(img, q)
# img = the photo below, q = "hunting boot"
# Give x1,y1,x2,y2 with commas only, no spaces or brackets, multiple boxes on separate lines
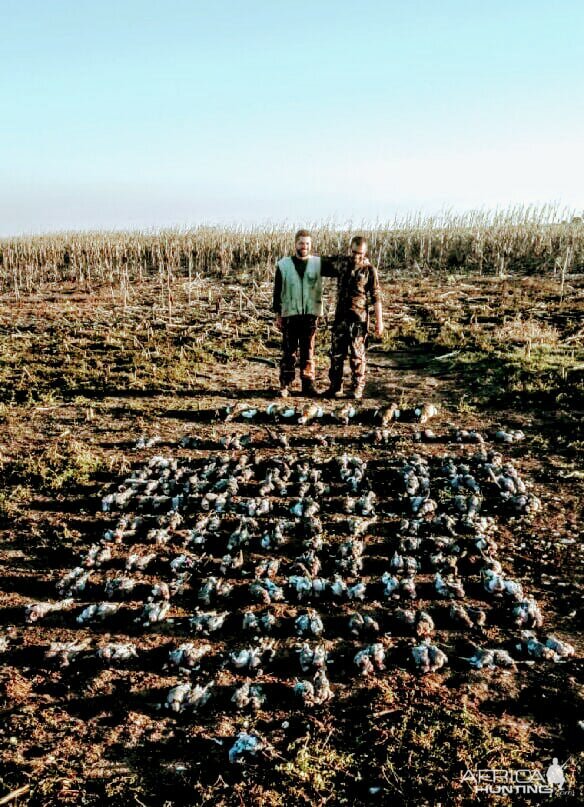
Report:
301,377,319,396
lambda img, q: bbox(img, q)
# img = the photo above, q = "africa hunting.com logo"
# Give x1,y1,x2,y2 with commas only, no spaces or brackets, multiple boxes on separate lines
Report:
461,757,571,795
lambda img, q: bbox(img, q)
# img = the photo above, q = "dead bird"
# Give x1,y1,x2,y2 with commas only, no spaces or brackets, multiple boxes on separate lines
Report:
189,610,228,634
217,551,244,576
298,642,328,672
415,610,435,638
259,470,287,497
219,434,250,451
394,607,417,629
347,581,367,601
544,635,575,659
228,518,257,550
240,405,259,421
255,558,280,579
464,646,517,670
336,540,364,575
348,612,380,637
169,572,191,598
290,496,320,518
77,602,121,625
294,670,334,705
512,598,543,629
179,435,200,448
410,497,437,517
390,552,419,576
348,516,376,536
260,522,289,550
354,643,386,675
508,493,541,516
57,567,90,597
369,427,392,444
381,572,399,598
198,576,232,605
374,402,399,426
126,552,157,572
357,491,376,516
434,572,465,599
135,434,161,449
102,515,139,544
288,576,313,601
230,639,275,672
228,732,263,764
450,428,484,444
165,682,213,713
398,535,423,553
136,600,170,626
450,603,487,629
298,404,325,425
202,491,232,513
343,466,366,494
105,575,137,599
481,568,506,596
481,569,524,600
413,429,437,443
25,598,75,623
249,579,284,604
295,609,324,637
145,527,172,547
45,638,92,667
242,610,277,633
231,682,266,710
415,403,438,424
494,429,525,444
332,403,357,425
399,577,418,599
412,639,448,674
168,642,212,668
454,494,482,521
330,575,348,599
292,549,321,578
429,551,458,576
83,543,112,569
517,630,557,661
246,496,272,517
97,642,139,662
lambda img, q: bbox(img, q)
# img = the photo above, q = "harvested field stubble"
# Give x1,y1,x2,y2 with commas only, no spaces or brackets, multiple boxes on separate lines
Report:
1,207,584,295
0,244,582,806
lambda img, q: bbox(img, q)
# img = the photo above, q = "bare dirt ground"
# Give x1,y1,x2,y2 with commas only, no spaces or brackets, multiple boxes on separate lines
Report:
0,272,582,806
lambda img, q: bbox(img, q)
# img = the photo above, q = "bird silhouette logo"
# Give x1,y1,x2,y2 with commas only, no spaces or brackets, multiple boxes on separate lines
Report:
546,758,566,789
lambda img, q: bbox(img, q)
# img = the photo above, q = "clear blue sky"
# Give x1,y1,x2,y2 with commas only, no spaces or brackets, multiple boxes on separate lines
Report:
1,0,583,235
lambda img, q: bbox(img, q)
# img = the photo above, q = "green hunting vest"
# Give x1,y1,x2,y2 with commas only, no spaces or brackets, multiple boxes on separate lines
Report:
277,256,323,317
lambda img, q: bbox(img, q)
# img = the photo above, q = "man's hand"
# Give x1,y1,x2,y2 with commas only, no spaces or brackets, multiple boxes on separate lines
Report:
374,320,384,339
275,315,283,332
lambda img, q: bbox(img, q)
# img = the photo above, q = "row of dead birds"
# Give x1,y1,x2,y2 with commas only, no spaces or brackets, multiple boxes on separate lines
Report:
205,401,439,427
177,424,523,452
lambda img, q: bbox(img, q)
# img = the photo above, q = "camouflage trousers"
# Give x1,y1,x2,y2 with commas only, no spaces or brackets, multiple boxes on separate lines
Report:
328,319,368,390
279,315,318,386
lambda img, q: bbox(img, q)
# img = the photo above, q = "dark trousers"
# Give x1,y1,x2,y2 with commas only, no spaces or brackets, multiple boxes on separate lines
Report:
328,319,368,389
280,315,318,387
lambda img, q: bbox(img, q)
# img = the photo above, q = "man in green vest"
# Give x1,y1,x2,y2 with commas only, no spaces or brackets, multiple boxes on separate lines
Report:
273,229,326,397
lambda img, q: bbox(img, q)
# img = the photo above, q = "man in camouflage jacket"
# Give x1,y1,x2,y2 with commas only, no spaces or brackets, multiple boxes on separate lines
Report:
324,236,383,400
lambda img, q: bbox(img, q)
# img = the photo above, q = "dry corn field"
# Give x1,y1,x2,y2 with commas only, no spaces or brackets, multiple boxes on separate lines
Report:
0,215,583,806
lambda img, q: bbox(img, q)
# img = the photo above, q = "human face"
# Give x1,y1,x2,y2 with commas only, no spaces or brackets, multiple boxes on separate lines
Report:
350,241,368,266
295,236,312,258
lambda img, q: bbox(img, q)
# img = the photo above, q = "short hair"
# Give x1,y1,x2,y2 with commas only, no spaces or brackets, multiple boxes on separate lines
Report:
350,235,368,249
295,229,312,240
